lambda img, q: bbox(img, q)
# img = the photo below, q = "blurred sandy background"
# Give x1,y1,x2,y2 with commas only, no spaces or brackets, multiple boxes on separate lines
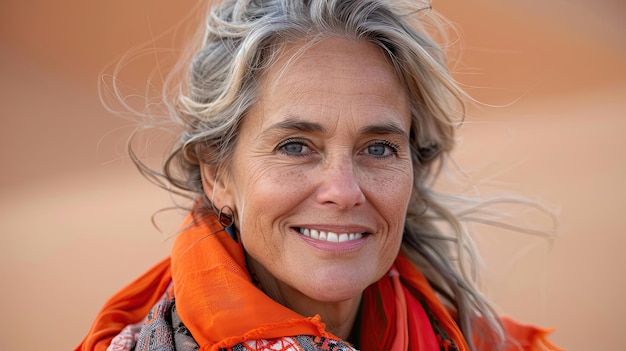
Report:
1,0,624,350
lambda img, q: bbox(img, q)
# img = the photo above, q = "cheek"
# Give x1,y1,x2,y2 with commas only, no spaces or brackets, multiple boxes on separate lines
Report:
233,162,312,242
364,167,412,252
243,164,313,207
271,166,311,189
363,165,414,212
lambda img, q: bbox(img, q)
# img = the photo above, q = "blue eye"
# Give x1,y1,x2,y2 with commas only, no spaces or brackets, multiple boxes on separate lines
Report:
367,145,387,156
365,141,398,157
277,139,310,156
282,142,304,154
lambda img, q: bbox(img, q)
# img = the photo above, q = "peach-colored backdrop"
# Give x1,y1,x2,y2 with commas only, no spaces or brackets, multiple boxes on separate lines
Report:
1,1,624,350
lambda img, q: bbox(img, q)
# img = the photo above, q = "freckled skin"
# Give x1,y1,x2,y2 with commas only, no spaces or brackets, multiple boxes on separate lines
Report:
203,37,414,338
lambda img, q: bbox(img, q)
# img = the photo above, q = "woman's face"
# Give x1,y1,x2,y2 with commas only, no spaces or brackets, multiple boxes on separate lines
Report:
208,37,413,303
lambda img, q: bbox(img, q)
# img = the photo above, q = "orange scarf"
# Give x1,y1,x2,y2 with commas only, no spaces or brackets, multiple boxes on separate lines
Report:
76,213,562,351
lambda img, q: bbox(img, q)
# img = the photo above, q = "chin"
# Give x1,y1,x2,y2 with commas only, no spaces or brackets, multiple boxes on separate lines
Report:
298,270,377,303
303,285,365,304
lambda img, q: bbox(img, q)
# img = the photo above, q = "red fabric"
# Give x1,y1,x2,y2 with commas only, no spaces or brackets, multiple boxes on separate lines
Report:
402,284,440,351
76,213,562,351
360,260,469,351
395,254,472,351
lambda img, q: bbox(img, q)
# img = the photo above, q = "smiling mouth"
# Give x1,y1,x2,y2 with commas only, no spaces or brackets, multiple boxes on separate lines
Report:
296,227,365,242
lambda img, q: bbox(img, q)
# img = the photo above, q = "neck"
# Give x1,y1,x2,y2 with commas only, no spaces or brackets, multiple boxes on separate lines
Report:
247,256,362,341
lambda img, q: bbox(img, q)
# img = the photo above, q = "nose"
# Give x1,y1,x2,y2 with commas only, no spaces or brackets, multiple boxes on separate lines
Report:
315,159,366,209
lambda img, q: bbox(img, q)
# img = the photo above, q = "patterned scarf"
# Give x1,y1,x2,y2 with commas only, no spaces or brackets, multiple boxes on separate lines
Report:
76,213,562,351
122,265,462,351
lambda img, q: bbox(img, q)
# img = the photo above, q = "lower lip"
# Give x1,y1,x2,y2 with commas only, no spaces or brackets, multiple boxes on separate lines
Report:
296,231,369,253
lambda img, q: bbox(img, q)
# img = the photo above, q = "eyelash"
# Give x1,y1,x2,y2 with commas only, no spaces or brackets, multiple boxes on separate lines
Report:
276,138,400,159
276,138,311,157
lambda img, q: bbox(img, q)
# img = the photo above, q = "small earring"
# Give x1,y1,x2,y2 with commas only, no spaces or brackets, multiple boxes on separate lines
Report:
218,205,238,243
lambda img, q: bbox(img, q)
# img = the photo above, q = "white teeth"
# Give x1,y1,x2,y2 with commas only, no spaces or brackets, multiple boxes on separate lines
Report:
319,231,327,241
298,228,364,243
327,232,338,242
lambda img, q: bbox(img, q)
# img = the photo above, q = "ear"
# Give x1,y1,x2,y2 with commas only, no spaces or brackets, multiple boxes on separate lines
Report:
200,162,234,211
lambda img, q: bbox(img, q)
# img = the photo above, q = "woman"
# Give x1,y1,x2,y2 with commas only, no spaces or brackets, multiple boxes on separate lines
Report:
77,0,561,350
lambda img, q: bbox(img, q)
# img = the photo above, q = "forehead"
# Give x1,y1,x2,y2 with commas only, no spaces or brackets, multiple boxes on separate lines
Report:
264,38,401,91
251,37,410,128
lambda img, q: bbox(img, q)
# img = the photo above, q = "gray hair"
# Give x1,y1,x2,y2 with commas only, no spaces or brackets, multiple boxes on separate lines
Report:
139,0,508,349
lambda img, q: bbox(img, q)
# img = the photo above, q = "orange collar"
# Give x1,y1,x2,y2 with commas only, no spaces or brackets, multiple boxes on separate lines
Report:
171,214,338,350
171,214,468,351
77,212,561,351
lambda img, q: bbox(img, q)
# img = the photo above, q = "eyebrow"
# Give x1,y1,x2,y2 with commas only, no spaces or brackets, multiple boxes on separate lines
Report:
359,122,409,140
264,118,327,134
263,117,409,140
